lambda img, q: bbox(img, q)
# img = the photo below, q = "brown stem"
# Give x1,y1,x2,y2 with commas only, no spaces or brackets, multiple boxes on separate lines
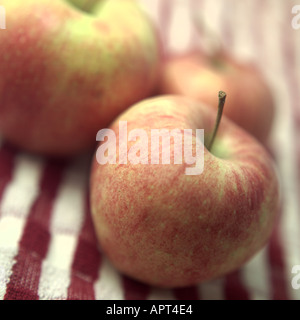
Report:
207,91,227,152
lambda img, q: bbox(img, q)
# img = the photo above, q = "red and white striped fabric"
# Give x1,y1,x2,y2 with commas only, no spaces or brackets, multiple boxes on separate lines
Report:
0,0,300,300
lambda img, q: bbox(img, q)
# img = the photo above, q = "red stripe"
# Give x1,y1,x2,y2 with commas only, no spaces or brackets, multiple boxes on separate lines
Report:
224,269,250,300
253,0,269,64
67,274,97,300
267,208,290,300
122,275,151,300
173,285,200,300
189,0,206,52
264,160,289,298
0,142,17,207
4,160,66,300
159,0,172,54
3,249,46,300
264,155,289,297
67,193,102,300
220,0,234,50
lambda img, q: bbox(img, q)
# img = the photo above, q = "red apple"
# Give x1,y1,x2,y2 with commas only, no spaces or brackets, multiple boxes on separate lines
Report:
0,0,162,156
90,94,279,288
158,50,275,144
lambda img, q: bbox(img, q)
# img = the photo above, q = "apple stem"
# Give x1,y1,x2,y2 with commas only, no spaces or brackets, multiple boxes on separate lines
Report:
207,91,227,152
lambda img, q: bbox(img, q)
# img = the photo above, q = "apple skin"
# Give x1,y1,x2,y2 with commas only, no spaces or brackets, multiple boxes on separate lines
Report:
158,51,275,144
90,95,280,288
65,0,101,12
0,0,162,156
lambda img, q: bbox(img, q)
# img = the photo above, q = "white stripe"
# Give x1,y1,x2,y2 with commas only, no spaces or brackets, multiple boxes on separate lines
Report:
196,0,223,56
0,248,17,299
94,257,124,300
0,154,44,299
167,0,194,54
0,154,44,219
265,0,300,300
294,14,300,88
230,0,258,62
138,0,162,28
278,89,300,300
241,248,271,300
38,156,88,300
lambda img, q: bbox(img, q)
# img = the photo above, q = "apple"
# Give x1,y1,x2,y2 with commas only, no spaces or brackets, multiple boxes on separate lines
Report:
0,0,162,156
158,50,275,144
90,93,280,288
66,0,102,12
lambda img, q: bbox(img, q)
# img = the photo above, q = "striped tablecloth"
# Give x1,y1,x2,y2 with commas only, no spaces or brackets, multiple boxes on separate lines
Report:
0,0,300,300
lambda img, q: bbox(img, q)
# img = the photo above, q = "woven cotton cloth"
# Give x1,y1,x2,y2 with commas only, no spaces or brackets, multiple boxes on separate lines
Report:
0,0,300,300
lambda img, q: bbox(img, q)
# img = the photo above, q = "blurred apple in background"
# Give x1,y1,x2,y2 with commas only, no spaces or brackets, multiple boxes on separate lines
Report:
90,93,279,288
0,0,162,156
66,0,102,12
158,50,275,145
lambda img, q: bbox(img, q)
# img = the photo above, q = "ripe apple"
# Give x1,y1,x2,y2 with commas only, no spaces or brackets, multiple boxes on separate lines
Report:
158,50,275,144
0,0,162,156
90,93,280,288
